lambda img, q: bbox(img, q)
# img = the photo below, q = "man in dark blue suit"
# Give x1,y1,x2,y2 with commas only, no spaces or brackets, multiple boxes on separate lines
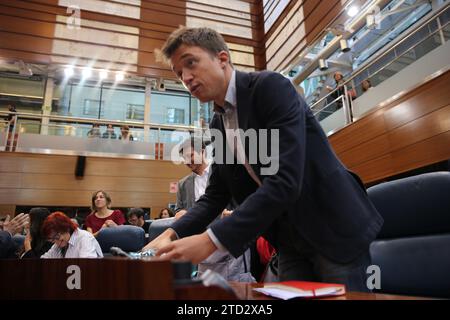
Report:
148,27,383,291
0,213,29,259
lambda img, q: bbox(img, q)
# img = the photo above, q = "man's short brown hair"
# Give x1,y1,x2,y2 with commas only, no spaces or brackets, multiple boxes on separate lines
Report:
158,26,232,65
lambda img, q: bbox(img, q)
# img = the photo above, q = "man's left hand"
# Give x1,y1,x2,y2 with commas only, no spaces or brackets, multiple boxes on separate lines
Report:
156,231,217,264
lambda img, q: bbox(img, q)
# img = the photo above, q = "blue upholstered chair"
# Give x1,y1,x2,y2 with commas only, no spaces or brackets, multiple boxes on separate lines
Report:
147,217,176,242
96,225,145,254
368,172,450,298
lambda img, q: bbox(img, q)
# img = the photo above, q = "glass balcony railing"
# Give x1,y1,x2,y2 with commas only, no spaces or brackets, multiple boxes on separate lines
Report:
311,4,450,135
0,111,201,162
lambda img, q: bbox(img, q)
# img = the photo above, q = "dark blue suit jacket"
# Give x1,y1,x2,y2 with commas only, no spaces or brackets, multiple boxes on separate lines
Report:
172,70,383,264
0,230,17,259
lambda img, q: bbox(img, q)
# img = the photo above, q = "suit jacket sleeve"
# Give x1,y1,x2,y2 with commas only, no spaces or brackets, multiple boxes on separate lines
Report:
210,72,307,257
0,230,16,259
176,176,192,211
176,180,185,211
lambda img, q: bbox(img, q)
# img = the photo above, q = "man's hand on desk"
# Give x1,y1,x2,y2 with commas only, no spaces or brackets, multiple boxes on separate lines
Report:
155,231,217,264
141,228,177,252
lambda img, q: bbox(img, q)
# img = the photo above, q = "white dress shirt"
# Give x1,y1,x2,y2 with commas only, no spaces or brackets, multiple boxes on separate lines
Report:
216,70,262,187
207,70,262,252
41,229,103,258
194,163,211,201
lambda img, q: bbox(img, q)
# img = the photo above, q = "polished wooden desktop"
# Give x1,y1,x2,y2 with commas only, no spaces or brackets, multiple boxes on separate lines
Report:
0,258,432,300
0,257,176,299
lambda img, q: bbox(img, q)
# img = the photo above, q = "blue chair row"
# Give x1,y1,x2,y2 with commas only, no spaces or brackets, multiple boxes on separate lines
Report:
368,171,450,298
96,218,176,254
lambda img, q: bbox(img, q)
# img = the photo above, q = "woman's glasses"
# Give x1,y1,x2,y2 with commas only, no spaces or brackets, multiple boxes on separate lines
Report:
47,233,62,242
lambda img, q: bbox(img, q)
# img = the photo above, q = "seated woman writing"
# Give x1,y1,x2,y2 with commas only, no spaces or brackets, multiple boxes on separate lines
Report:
41,211,103,258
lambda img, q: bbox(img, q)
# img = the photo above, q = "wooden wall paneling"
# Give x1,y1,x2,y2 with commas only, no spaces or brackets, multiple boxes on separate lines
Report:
264,0,298,40
387,106,450,151
304,1,341,43
1,0,265,78
0,173,22,189
338,135,392,168
275,0,342,72
0,31,54,57
0,188,176,208
349,154,396,183
0,153,189,210
328,110,387,154
383,83,450,131
264,0,290,33
265,0,303,61
389,132,450,174
335,106,449,173
0,13,57,39
18,174,177,194
263,0,347,72
0,205,17,217
330,71,450,154
0,156,25,172
279,1,342,72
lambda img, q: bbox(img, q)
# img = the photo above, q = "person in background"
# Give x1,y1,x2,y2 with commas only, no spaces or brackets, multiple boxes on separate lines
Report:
127,208,150,232
6,104,17,131
85,190,125,236
87,123,101,138
158,208,174,219
41,211,103,258
71,218,80,227
0,213,29,259
362,79,372,93
6,104,18,151
119,125,134,141
21,208,52,259
148,137,255,282
102,124,117,139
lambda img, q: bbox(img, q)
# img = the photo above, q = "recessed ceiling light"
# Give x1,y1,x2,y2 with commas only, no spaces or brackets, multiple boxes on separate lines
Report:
347,5,359,17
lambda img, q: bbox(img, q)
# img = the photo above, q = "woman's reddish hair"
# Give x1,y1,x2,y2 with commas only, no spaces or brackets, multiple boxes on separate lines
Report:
42,211,77,238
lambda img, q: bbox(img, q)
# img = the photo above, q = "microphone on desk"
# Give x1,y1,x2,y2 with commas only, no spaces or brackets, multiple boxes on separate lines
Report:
110,246,131,258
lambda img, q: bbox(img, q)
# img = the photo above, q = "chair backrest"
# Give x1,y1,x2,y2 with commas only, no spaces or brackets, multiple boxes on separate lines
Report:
96,225,145,253
147,217,175,242
144,220,153,234
368,172,450,298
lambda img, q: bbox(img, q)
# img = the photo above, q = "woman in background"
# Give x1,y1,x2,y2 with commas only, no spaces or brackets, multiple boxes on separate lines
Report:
21,207,52,258
41,211,103,258
85,190,125,236
158,208,174,219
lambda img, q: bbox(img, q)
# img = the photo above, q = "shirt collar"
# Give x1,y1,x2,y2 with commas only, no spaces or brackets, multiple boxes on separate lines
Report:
67,229,78,248
195,162,211,178
214,70,236,114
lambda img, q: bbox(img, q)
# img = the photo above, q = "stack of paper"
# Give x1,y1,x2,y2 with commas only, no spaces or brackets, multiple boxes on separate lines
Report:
253,281,346,300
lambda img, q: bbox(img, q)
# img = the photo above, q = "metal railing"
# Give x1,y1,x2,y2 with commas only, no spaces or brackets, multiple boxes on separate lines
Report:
310,4,450,133
0,111,205,161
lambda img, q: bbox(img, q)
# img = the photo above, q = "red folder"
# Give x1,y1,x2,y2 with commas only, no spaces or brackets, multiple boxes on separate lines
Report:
254,281,346,300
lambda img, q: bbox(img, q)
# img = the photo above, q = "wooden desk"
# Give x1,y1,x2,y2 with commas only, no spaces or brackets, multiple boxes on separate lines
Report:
0,258,433,300
0,258,176,299
228,283,433,300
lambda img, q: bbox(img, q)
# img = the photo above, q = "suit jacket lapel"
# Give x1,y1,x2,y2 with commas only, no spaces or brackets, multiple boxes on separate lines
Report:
188,173,196,207
235,71,262,179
